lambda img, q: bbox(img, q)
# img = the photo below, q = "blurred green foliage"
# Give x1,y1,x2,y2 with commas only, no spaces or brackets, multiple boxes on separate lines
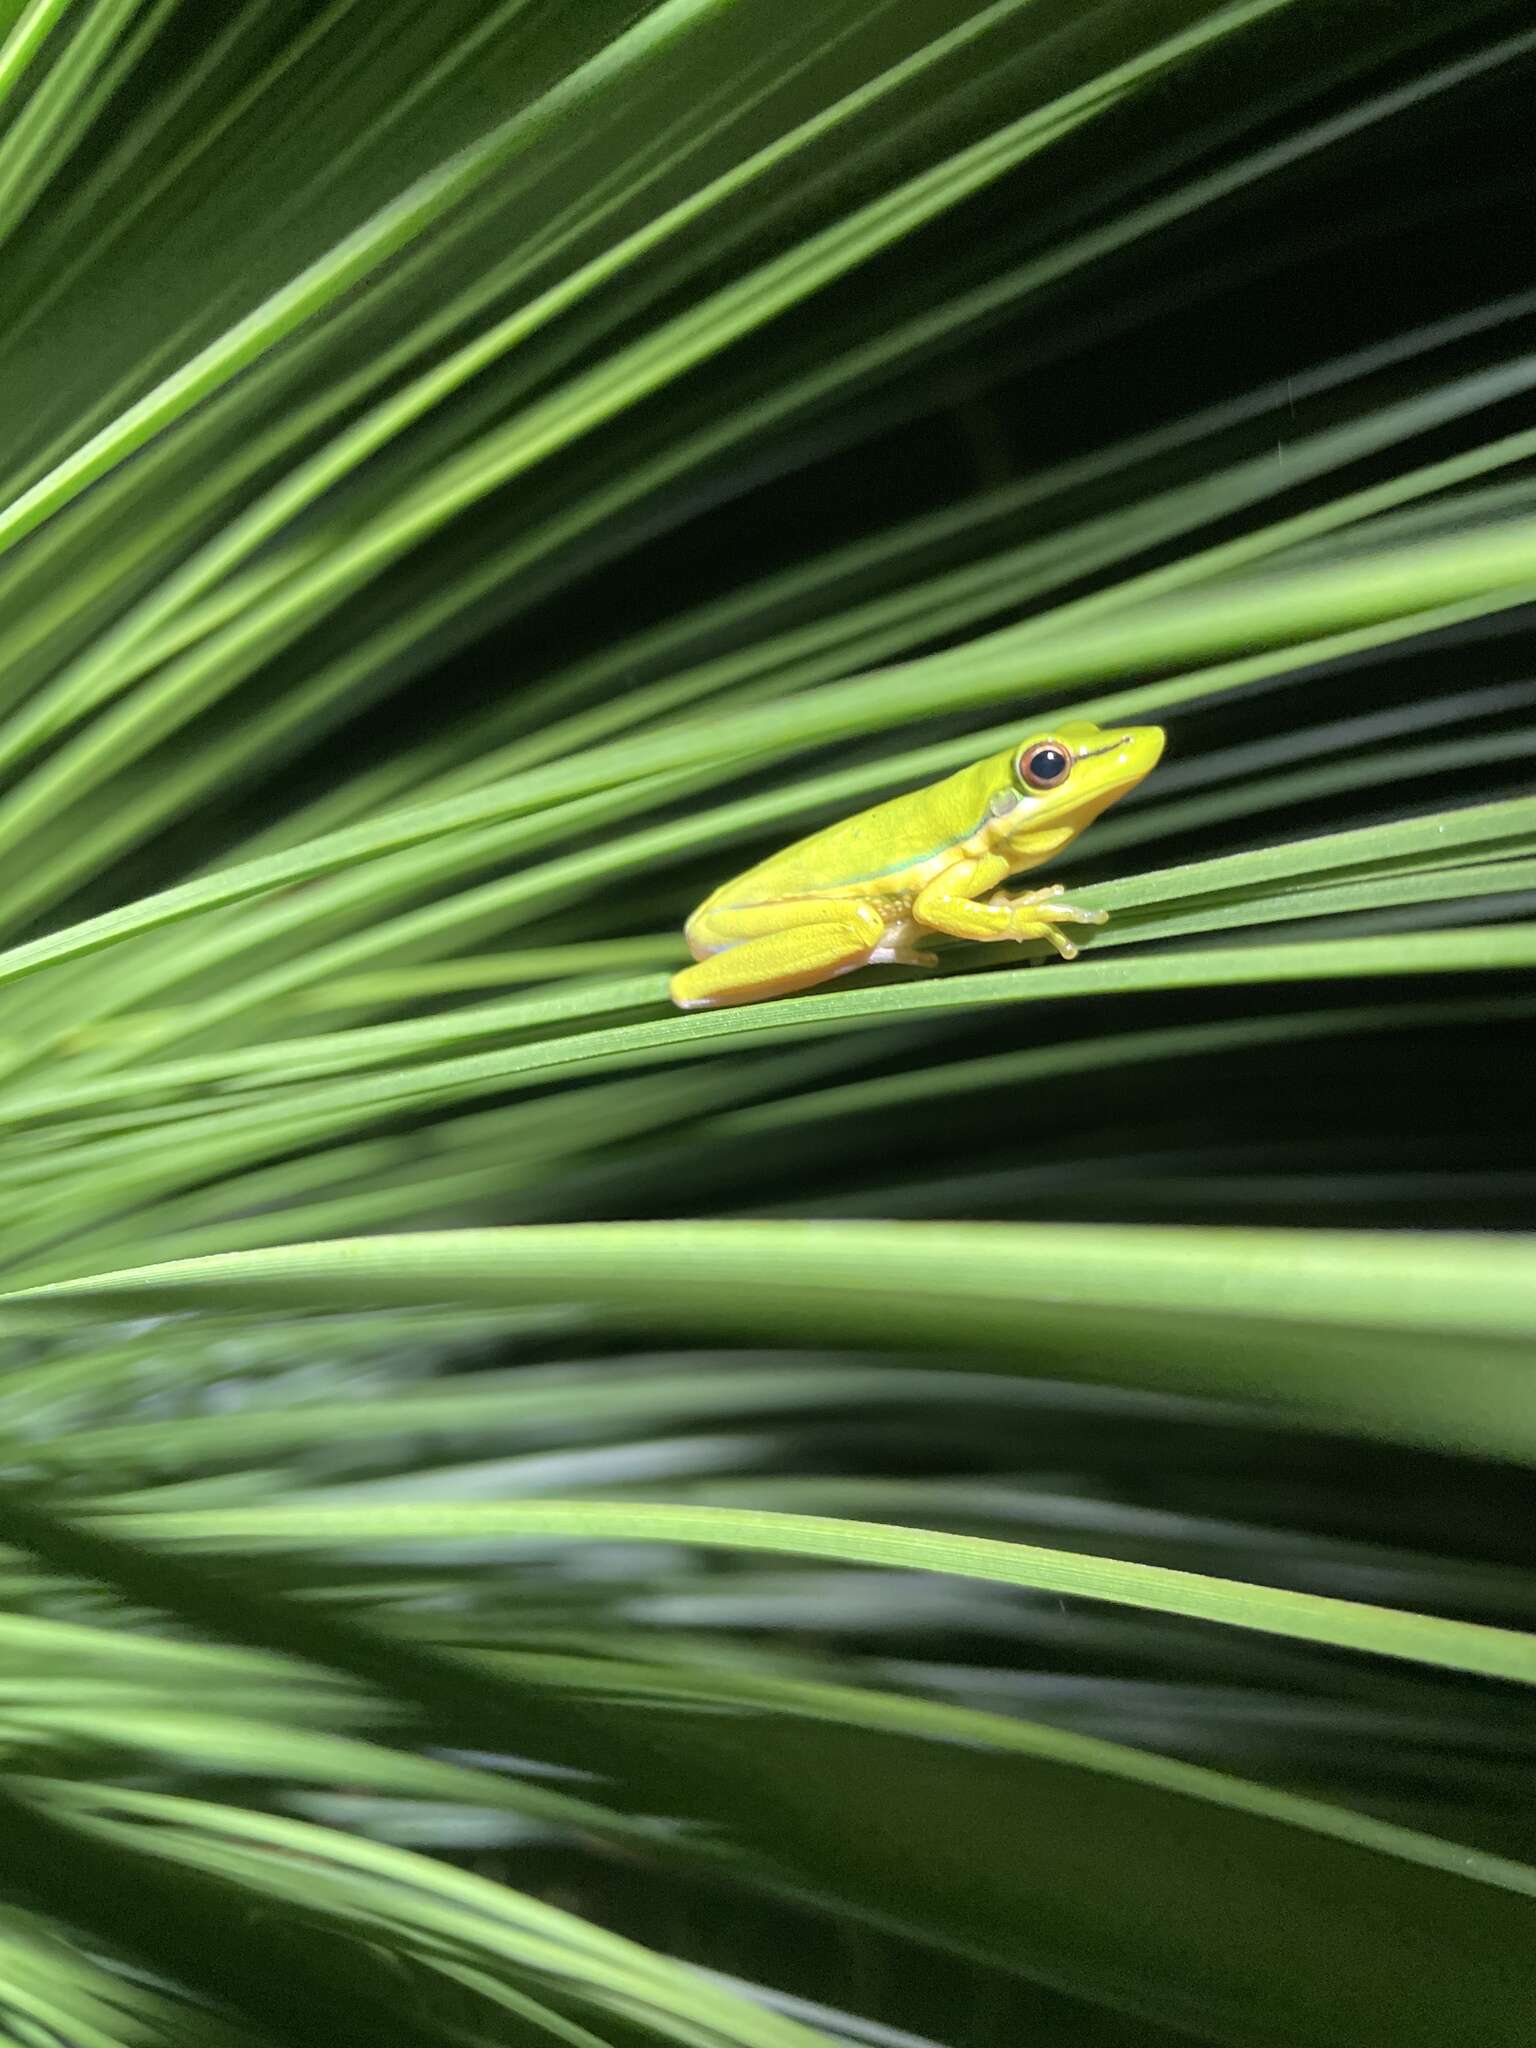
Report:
0,2,1531,2042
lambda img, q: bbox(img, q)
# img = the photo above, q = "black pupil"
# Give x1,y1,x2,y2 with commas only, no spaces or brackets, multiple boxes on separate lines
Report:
1029,747,1068,784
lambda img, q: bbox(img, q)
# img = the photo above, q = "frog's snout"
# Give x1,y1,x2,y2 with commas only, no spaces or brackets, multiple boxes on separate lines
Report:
1110,726,1165,780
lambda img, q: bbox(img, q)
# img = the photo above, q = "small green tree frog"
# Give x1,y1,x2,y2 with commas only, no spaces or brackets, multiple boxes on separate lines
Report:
670,720,1164,1010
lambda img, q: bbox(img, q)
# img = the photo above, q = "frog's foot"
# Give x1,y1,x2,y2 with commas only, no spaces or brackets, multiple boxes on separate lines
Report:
868,921,940,969
986,884,1109,961
870,942,940,968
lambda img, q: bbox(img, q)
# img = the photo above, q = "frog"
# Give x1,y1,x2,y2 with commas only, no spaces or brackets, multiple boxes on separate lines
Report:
668,720,1164,1010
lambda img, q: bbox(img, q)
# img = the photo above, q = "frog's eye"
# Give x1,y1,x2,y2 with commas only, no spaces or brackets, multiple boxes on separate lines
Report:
1016,741,1073,790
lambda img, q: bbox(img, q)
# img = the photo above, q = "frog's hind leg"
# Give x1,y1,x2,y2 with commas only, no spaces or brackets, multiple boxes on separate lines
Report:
867,918,939,970
670,900,888,1010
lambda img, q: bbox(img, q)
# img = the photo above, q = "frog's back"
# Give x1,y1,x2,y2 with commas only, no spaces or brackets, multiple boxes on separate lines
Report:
700,754,1003,913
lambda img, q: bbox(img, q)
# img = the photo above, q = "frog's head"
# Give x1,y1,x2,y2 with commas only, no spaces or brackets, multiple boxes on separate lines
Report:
988,721,1164,854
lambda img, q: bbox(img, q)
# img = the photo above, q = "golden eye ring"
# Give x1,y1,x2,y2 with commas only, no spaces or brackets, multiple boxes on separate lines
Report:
1016,742,1073,790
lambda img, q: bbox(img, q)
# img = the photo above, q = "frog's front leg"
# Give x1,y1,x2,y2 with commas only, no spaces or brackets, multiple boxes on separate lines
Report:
671,896,906,1010
912,857,1108,962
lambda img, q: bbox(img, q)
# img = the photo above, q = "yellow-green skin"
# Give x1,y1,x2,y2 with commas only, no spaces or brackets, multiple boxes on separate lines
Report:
670,720,1164,1010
